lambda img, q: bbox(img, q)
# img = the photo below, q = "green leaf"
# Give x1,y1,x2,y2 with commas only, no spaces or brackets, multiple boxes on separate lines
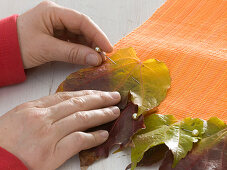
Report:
131,114,177,169
203,117,226,138
193,127,227,154
160,128,227,170
139,114,177,134
132,116,227,169
165,118,205,167
131,115,206,169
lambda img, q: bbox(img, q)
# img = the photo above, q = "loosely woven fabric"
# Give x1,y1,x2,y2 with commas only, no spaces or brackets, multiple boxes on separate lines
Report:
110,0,227,122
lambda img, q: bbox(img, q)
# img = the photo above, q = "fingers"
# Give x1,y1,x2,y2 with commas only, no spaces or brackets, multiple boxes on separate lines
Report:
48,92,121,121
55,130,108,162
46,36,103,66
52,6,113,53
35,90,103,108
54,30,89,46
53,106,120,137
54,31,106,61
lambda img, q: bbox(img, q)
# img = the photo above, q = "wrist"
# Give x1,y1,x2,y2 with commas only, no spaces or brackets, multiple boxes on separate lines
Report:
16,15,27,69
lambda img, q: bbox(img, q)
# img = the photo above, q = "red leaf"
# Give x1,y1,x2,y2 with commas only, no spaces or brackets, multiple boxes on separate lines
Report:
57,62,129,109
79,102,145,167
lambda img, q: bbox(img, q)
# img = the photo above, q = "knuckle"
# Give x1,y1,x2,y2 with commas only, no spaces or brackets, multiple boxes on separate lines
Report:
75,132,86,146
80,13,97,39
55,92,70,101
40,0,55,6
91,134,98,146
99,93,111,102
102,108,114,116
75,112,90,123
67,46,80,64
80,13,90,22
70,97,86,108
24,108,45,122
77,133,97,150
38,1,57,18
82,90,95,96
16,102,34,110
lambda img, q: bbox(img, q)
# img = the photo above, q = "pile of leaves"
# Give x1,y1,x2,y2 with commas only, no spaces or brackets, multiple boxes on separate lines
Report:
57,47,227,170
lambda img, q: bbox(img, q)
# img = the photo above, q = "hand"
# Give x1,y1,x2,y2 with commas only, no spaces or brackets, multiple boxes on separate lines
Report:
17,1,113,69
0,90,121,170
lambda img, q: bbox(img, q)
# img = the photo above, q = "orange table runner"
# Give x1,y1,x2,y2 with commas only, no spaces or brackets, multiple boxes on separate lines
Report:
110,0,227,122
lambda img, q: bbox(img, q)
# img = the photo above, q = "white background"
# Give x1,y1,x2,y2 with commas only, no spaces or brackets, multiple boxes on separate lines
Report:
0,0,165,169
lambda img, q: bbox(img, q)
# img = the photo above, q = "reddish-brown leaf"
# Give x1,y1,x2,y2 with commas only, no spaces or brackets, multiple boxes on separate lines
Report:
79,102,145,167
57,61,129,109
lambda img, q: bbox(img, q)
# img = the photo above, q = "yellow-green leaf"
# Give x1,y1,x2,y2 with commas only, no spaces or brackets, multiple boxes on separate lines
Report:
57,47,171,116
110,48,171,115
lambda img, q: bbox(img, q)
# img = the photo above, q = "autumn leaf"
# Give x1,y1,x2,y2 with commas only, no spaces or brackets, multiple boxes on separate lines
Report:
57,47,171,116
126,144,169,170
56,47,227,170
165,118,205,167
56,47,171,168
79,102,145,167
57,47,227,170
203,117,227,138
160,127,227,170
131,115,206,169
131,116,226,169
131,114,177,169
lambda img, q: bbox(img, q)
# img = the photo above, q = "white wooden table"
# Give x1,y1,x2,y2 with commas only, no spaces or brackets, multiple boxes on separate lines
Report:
0,0,165,169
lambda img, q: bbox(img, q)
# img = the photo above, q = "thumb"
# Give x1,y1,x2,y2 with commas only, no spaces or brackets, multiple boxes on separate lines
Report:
46,36,103,66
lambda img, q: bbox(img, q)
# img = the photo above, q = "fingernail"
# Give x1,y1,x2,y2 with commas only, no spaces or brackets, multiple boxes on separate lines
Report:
100,130,109,138
110,92,120,99
111,106,120,115
86,54,100,66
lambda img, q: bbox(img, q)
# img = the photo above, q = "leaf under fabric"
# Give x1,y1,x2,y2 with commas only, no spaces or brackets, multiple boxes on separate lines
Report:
79,102,145,167
57,47,171,116
160,128,227,170
131,116,226,170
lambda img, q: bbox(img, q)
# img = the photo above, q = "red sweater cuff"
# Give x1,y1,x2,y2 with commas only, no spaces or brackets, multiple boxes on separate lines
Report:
0,15,26,87
0,147,27,170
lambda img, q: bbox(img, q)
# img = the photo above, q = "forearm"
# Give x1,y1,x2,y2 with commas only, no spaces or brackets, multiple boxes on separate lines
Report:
0,15,25,87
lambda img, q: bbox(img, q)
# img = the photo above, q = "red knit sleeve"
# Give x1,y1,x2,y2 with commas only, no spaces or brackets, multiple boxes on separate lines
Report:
0,15,26,87
0,15,27,169
0,147,28,170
